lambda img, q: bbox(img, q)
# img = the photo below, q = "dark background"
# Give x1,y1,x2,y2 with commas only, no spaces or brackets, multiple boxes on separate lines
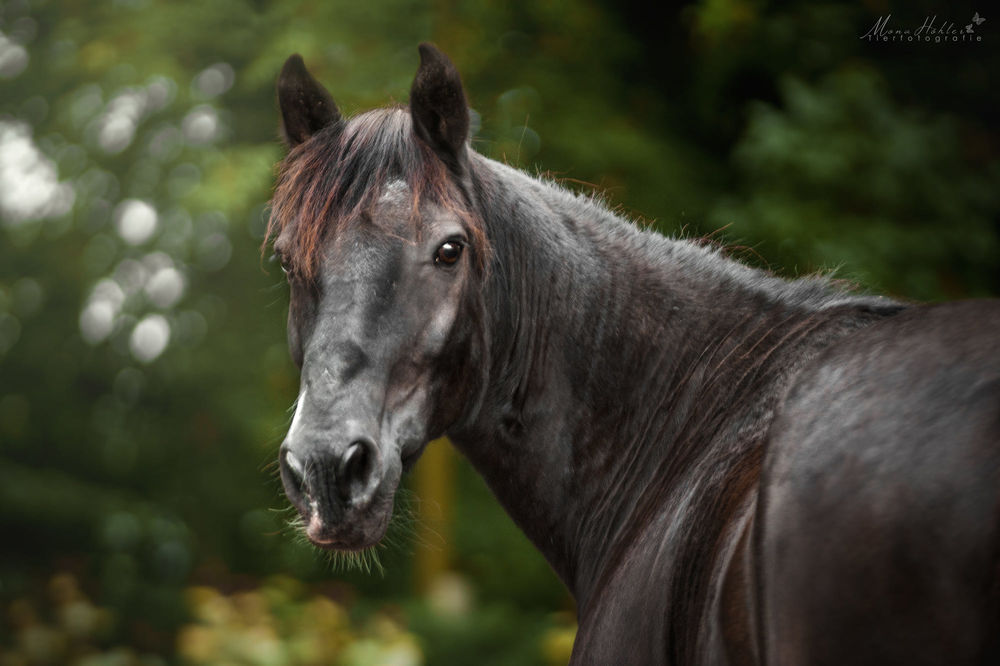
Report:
1,0,996,663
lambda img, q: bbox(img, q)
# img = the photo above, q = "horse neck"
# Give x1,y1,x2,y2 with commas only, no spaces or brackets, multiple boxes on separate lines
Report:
450,157,894,604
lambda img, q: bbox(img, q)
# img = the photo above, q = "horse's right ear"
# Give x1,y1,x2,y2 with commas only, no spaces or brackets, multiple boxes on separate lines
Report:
277,54,341,147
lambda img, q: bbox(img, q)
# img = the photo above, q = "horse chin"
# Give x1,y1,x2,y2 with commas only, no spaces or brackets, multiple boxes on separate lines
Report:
303,500,393,551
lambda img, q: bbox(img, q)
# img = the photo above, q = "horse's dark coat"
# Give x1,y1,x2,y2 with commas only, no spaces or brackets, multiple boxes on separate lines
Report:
267,44,1000,664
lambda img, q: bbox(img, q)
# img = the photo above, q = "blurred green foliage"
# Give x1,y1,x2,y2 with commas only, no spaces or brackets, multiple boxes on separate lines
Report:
1,0,996,663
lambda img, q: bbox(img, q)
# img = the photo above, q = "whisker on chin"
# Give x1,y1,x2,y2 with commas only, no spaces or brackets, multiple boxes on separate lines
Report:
323,547,385,576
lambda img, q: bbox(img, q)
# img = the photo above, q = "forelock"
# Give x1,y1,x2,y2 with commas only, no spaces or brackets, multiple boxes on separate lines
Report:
265,108,485,279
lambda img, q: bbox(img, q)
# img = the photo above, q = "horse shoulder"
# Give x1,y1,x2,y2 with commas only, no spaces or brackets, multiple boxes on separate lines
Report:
757,299,1000,665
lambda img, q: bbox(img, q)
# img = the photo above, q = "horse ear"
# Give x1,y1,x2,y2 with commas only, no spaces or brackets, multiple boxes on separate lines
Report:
410,43,470,173
277,54,341,147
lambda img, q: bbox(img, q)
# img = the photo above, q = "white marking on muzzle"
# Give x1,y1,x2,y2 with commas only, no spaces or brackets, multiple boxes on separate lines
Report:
287,387,308,449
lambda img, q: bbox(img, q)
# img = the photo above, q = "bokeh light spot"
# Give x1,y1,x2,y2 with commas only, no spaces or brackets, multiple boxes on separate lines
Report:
193,63,234,98
145,266,185,308
79,300,115,344
145,75,176,112
113,258,149,295
0,31,29,78
0,120,75,225
96,88,154,153
79,278,125,344
114,199,158,245
129,314,170,363
182,105,220,145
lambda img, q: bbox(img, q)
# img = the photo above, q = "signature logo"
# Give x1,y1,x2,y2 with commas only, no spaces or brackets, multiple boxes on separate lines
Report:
860,13,986,42
966,11,986,32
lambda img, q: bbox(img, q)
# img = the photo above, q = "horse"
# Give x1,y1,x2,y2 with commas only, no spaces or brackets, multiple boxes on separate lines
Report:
265,43,1000,664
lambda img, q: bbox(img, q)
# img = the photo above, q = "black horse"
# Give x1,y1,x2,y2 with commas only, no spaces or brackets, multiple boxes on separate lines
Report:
266,44,1000,665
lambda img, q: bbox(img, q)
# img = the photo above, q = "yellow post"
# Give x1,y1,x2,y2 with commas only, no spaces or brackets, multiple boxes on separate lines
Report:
413,437,454,593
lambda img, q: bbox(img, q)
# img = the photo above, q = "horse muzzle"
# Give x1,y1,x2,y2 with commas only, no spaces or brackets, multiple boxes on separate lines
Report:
279,436,397,550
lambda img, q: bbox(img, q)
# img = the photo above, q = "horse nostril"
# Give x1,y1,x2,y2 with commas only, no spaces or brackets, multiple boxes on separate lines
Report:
337,439,376,503
279,447,308,506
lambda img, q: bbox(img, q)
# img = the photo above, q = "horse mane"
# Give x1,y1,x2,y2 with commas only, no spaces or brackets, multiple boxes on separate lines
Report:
266,107,485,280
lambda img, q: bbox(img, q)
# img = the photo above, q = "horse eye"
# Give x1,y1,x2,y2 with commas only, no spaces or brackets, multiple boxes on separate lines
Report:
435,241,463,265
272,253,292,276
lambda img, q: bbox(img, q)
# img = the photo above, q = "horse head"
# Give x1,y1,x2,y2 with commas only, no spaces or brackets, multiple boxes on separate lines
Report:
268,44,488,551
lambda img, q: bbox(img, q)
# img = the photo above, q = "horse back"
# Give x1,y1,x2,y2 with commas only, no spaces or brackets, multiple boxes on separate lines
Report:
758,300,1000,665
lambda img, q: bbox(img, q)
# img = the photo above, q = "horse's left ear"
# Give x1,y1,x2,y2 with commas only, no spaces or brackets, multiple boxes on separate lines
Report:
410,43,470,173
277,54,342,147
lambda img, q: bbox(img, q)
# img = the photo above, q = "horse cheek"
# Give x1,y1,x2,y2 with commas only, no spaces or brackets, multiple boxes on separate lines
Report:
430,311,485,436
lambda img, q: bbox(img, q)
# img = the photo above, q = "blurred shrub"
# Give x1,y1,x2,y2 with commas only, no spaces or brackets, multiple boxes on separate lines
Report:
403,571,573,666
0,572,164,666
709,66,1000,300
177,576,421,666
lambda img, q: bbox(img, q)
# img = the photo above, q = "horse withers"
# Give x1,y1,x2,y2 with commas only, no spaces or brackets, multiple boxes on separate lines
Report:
265,44,1000,665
